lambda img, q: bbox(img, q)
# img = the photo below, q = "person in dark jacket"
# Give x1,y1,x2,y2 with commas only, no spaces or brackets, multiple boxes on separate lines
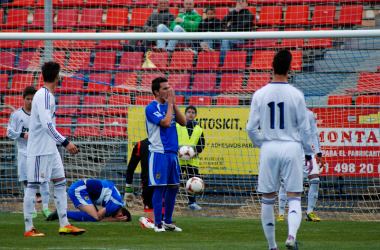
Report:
220,0,254,62
126,0,175,51
197,8,222,52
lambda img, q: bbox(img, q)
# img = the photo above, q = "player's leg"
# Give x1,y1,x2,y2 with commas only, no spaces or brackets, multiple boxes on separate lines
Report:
156,24,171,51
258,142,280,250
40,182,50,217
303,156,321,222
19,154,38,219
162,155,181,232
24,155,44,236
167,25,185,51
50,152,85,235
140,182,155,228
277,180,287,221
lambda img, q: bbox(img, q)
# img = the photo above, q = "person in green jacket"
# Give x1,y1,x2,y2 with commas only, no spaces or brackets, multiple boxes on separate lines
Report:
154,0,202,53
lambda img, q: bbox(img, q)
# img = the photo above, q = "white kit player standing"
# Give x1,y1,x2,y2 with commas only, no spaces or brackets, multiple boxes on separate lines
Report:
278,109,323,222
7,86,51,219
23,62,85,237
246,50,314,250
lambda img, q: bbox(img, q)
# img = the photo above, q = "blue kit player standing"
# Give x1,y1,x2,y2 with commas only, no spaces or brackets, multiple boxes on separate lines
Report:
145,77,187,232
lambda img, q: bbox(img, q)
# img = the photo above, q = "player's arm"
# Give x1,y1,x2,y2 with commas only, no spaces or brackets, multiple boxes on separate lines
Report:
124,142,141,208
174,104,186,126
6,113,23,140
296,99,314,172
246,94,263,148
309,112,323,167
195,132,205,155
38,95,78,154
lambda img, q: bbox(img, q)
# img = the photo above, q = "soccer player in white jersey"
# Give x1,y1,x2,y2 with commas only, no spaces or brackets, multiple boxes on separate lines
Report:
145,77,186,232
278,109,323,222
23,62,85,237
7,86,51,219
246,50,314,250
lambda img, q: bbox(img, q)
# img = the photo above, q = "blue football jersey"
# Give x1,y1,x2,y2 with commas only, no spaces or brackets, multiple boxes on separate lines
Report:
145,101,178,156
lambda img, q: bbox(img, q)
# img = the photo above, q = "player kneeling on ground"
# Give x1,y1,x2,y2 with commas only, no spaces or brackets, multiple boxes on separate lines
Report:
47,179,131,222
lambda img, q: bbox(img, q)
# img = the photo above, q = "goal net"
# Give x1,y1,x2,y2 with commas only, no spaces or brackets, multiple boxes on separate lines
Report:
0,0,379,222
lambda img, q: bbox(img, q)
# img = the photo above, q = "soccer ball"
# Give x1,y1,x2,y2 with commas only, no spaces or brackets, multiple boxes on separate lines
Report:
178,146,195,161
186,177,204,195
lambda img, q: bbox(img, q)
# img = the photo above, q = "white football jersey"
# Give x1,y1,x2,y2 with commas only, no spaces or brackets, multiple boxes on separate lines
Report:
7,107,30,155
307,109,322,154
27,87,67,156
246,82,314,156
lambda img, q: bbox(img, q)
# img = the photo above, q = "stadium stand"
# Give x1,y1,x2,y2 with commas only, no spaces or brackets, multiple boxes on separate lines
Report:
140,73,165,91
58,74,85,93
222,51,247,71
9,74,34,94
218,73,244,93
73,117,101,137
307,5,336,26
29,9,56,28
327,95,353,105
0,74,10,94
116,52,144,70
100,9,129,27
0,52,15,71
112,73,138,92
80,95,107,115
356,95,380,105
194,51,220,71
56,95,81,116
54,9,79,27
189,96,212,106
0,9,28,28
85,73,112,93
169,73,191,92
95,30,123,50
345,73,380,94
246,73,271,93
0,29,22,49
216,96,239,106
192,73,218,93
0,95,23,115
105,95,130,116
256,6,282,26
101,118,128,137
169,51,194,71
77,8,103,27
282,5,308,25
127,8,154,27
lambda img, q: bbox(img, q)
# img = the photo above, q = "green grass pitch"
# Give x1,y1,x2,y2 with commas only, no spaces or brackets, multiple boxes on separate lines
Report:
0,213,379,249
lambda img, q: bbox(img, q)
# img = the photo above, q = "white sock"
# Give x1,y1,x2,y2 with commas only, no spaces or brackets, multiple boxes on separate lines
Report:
261,197,277,249
278,185,287,216
307,178,320,214
24,183,39,232
40,182,50,211
54,179,69,228
287,196,302,240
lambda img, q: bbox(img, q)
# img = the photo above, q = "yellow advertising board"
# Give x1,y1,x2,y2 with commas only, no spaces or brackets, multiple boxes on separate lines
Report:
127,106,260,175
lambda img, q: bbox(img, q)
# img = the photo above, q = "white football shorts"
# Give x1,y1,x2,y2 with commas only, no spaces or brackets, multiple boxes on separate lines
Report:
258,141,303,193
17,153,28,182
27,150,65,183
303,155,320,179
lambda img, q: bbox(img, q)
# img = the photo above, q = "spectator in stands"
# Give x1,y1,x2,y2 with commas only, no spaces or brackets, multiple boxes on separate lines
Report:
197,8,222,52
153,0,202,54
220,0,254,62
126,0,175,51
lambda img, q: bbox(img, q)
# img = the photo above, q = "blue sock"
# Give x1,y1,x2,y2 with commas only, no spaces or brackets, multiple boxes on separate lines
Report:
153,186,165,226
164,187,179,224
67,211,98,222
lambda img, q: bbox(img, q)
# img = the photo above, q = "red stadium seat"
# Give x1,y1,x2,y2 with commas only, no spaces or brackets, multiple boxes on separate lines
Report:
0,74,10,94
1,9,29,28
356,95,380,106
77,8,103,27
3,0,36,6
127,8,154,27
80,95,106,115
218,73,244,93
9,74,34,94
84,52,116,71
327,95,352,105
169,7,179,17
248,51,276,71
134,0,157,5
135,95,155,105
52,51,67,69
107,0,133,6
57,74,84,94
290,50,302,71
303,28,333,49
56,118,72,125
209,0,236,6
73,117,101,137
278,28,305,48
0,52,15,71
256,6,282,26
169,74,191,92
96,30,123,50
216,96,239,105
56,96,80,115
55,0,83,7
222,51,247,70
101,9,129,27
346,73,380,94
80,0,110,7
143,52,170,70
29,9,55,27
36,74,44,90
0,29,22,49
336,5,363,26
308,5,335,26
0,118,10,125
192,73,217,93
54,9,79,27
85,73,112,93
194,7,204,17
116,52,144,70
65,52,91,71
238,29,278,48
0,95,23,115
101,118,127,137
169,51,194,70
282,5,308,25
112,73,138,92
246,73,271,92
140,73,165,92
189,96,212,106
23,30,72,48
176,95,184,105
215,7,230,20
0,126,8,137
17,51,40,71
56,127,72,137
194,51,220,71
70,29,96,49
35,0,60,6
105,95,130,115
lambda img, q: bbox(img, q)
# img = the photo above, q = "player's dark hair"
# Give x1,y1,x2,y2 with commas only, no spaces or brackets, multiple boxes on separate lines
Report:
151,77,168,96
112,207,132,222
272,50,292,76
206,7,215,13
185,105,197,114
41,61,61,83
23,86,37,98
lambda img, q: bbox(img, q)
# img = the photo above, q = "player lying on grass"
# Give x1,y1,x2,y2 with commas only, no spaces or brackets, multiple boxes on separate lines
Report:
47,179,131,222
7,86,51,219
278,109,323,222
